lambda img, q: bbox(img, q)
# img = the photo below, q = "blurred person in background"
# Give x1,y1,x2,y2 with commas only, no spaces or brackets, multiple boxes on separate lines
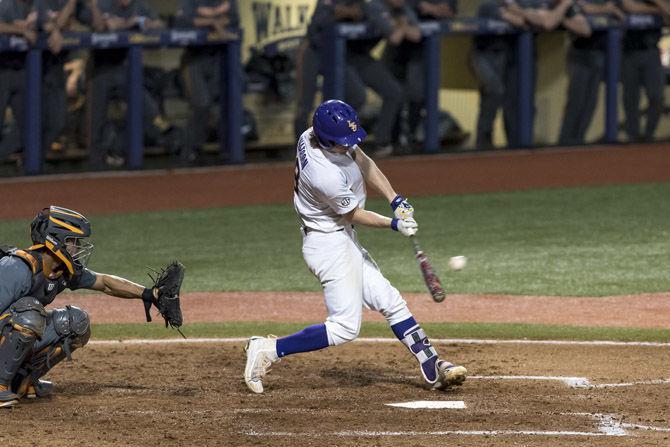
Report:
175,0,238,165
0,0,37,162
84,0,170,169
294,0,363,142
503,0,590,146
376,0,422,156
558,1,625,146
38,0,78,161
293,0,405,157
381,0,469,153
470,0,525,149
620,0,670,142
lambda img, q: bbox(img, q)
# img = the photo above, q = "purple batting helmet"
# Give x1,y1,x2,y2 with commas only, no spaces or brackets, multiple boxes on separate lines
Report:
312,100,367,149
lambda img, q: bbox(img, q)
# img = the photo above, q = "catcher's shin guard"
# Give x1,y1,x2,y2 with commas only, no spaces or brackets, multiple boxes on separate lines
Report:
0,298,46,392
13,306,91,399
0,324,38,391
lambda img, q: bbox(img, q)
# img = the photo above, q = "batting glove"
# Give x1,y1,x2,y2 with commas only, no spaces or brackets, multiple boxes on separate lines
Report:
390,194,414,220
391,218,418,237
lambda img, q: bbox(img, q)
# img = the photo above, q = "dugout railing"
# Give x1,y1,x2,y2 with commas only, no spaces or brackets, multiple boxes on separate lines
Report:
322,14,665,154
0,28,243,175
0,16,666,175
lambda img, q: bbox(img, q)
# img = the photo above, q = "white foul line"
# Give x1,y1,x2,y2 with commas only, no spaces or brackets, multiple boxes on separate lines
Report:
469,375,670,389
244,413,628,438
87,337,670,347
587,378,670,388
620,423,670,432
469,375,592,388
386,401,466,409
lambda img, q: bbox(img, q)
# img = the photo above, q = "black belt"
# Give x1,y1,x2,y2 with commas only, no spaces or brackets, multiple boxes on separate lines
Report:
303,227,345,234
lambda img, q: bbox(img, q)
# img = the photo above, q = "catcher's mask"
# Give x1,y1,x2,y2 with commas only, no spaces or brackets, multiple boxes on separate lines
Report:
30,206,93,276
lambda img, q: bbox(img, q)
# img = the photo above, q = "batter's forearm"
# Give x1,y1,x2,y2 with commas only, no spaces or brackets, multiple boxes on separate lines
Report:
345,207,393,229
355,148,396,202
366,167,397,203
91,273,145,299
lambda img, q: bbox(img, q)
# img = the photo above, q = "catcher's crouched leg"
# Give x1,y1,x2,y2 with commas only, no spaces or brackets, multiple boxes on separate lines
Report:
13,306,91,400
0,298,47,407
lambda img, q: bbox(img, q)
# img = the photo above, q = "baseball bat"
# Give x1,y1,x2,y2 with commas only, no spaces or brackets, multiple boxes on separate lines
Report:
409,235,446,303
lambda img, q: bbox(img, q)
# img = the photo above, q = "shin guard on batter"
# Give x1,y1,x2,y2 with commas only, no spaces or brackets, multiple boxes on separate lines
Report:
392,318,440,384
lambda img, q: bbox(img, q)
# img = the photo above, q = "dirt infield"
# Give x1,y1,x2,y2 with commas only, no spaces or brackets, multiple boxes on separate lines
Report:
2,341,669,446
3,146,670,445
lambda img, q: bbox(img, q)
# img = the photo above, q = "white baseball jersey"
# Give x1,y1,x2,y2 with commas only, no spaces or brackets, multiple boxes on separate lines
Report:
293,128,367,232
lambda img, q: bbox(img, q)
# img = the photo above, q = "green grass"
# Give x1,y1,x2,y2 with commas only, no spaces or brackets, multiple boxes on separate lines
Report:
90,321,670,343
1,182,670,296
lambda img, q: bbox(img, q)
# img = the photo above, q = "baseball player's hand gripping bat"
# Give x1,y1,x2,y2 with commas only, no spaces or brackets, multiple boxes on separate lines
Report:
410,235,446,303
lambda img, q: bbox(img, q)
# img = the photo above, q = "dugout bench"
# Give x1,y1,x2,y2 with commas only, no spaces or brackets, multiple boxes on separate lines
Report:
322,14,664,154
0,28,243,175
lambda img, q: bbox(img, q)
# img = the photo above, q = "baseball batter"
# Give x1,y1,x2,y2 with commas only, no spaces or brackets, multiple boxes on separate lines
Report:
244,99,467,393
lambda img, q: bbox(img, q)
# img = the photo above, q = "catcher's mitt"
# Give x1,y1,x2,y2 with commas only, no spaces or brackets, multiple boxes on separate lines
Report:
144,261,185,334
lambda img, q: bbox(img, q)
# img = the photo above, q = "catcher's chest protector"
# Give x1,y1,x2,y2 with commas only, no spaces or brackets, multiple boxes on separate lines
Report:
8,249,68,306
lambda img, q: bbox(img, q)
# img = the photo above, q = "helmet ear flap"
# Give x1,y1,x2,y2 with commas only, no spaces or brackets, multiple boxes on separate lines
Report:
30,208,50,245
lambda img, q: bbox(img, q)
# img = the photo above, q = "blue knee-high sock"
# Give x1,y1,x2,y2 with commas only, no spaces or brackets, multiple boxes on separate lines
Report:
276,323,329,358
391,317,439,383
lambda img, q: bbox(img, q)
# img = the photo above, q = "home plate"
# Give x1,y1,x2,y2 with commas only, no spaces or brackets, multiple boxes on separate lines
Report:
386,401,466,409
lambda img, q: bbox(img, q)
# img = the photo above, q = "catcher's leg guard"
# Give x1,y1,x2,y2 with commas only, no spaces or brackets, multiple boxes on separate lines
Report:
0,298,47,406
13,306,90,399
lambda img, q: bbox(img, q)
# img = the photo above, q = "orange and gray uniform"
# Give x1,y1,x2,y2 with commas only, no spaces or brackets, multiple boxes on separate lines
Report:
176,0,239,160
294,0,403,146
0,0,34,161
82,0,162,166
0,248,93,398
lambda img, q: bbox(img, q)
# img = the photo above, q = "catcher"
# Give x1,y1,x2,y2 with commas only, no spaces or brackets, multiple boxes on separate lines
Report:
0,206,184,408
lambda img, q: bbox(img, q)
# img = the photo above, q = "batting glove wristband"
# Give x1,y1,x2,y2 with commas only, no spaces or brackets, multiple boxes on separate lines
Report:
391,218,418,237
391,194,414,220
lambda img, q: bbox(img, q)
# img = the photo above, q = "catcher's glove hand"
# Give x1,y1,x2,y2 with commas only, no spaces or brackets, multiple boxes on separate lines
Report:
144,261,185,334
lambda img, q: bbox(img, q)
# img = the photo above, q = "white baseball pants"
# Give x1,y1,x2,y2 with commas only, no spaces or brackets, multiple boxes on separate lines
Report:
302,227,413,346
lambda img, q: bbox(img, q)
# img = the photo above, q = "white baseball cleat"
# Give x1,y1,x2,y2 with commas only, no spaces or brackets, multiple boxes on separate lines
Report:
431,360,467,390
244,336,280,394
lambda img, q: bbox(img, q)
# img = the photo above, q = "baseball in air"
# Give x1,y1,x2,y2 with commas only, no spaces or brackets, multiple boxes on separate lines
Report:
448,256,467,271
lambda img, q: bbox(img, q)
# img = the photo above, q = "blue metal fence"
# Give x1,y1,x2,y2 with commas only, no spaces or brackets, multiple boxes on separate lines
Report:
0,28,243,175
322,14,665,153
0,14,666,175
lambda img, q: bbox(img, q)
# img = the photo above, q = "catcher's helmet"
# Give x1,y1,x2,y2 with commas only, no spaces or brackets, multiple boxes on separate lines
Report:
30,206,93,276
312,99,367,149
